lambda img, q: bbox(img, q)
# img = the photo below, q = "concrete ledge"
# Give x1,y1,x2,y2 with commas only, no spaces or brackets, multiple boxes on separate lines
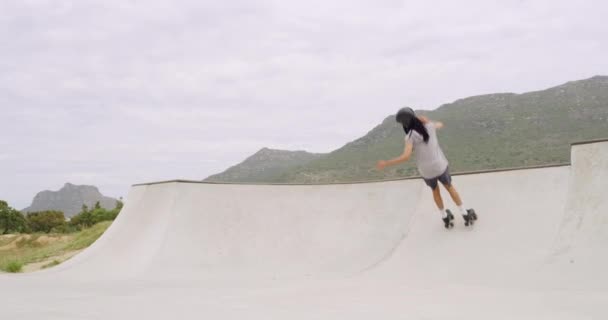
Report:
133,163,570,187
571,138,608,146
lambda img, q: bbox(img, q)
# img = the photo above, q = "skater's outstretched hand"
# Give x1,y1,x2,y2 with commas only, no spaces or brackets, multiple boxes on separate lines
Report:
375,143,413,171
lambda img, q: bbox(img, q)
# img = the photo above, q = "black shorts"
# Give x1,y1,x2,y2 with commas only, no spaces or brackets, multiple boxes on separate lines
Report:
423,167,452,190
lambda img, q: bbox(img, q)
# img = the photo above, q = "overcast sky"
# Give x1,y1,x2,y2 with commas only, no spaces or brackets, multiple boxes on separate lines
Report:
1,0,607,209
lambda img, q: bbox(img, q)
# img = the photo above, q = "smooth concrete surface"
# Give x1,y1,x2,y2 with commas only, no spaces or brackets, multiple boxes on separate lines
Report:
1,141,607,319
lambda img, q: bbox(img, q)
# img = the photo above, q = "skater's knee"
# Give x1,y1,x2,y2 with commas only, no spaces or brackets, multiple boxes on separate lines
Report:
443,183,456,191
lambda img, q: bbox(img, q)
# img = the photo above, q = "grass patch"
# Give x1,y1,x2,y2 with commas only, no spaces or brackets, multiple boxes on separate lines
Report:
64,221,112,251
0,221,112,273
3,260,23,273
42,260,61,269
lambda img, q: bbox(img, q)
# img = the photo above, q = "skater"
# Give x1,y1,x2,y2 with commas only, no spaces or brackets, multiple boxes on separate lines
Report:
376,107,476,228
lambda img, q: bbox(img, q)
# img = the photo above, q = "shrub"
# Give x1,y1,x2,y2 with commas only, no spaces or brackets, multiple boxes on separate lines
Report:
4,260,23,273
0,200,28,234
51,223,80,234
69,210,94,228
69,201,122,229
26,211,66,233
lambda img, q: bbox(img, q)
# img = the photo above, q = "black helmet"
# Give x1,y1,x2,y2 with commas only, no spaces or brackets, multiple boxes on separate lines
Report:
396,107,415,127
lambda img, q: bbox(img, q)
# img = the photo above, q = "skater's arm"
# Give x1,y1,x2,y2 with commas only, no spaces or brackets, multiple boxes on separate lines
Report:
376,143,413,170
418,115,429,123
419,115,444,129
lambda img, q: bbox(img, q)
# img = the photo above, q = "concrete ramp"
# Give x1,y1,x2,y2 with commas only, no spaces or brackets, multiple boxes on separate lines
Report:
551,140,608,279
372,165,570,285
1,140,607,319
54,179,424,281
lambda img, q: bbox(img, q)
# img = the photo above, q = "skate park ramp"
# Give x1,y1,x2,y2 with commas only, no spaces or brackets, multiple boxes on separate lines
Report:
1,140,607,319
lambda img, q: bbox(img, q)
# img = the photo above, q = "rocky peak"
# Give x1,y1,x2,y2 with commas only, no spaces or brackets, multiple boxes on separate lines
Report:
22,183,118,218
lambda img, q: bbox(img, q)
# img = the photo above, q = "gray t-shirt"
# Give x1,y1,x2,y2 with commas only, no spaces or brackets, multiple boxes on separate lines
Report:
405,122,449,179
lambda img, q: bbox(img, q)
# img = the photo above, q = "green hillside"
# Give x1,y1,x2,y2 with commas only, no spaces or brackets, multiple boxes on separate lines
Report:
205,148,325,183
206,76,608,183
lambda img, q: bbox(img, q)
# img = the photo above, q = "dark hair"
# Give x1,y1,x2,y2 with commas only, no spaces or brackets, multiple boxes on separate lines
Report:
403,116,429,143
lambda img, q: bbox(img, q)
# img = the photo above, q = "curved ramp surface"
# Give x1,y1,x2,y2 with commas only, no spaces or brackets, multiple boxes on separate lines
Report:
1,141,607,319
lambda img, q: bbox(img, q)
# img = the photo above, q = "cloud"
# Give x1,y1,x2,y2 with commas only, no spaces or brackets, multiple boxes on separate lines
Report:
1,0,607,208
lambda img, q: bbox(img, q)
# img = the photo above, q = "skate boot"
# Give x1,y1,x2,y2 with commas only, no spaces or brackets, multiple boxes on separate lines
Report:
463,209,478,226
442,209,455,229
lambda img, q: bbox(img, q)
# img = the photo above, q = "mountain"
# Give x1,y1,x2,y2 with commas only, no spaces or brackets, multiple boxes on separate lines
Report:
207,75,608,183
204,148,325,183
22,183,119,218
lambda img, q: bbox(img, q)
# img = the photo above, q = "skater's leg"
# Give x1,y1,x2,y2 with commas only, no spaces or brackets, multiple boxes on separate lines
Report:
425,177,448,218
438,167,468,217
426,176,454,228
442,183,467,215
443,184,463,206
443,183,475,223
432,186,445,210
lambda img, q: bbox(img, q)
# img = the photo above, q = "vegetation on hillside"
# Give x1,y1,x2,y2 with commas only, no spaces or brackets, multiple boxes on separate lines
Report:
0,201,28,234
0,221,112,273
22,183,118,218
0,199,122,272
205,148,325,183
1,199,122,235
205,76,608,183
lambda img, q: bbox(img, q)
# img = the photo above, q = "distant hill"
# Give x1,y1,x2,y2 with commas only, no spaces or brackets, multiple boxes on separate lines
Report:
206,75,608,183
22,183,118,218
204,148,325,183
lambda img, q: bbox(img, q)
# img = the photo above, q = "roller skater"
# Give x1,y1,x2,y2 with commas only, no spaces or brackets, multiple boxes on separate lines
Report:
376,107,477,228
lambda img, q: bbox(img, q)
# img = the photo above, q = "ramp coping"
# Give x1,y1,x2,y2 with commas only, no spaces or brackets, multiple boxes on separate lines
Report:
134,163,569,186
